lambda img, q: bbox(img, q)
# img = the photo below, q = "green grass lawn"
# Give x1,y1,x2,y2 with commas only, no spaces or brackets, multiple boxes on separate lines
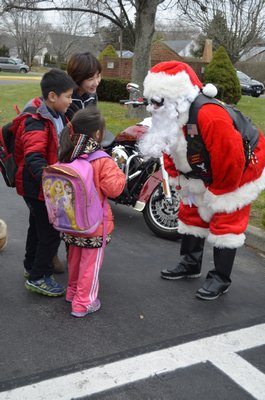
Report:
237,96,265,133
0,82,138,132
0,83,264,228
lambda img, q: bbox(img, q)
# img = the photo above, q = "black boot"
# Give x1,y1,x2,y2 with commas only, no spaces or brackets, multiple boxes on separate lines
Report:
196,247,236,300
161,234,205,280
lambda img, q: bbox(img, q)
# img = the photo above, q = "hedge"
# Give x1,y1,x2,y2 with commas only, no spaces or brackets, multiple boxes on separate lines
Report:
97,77,130,103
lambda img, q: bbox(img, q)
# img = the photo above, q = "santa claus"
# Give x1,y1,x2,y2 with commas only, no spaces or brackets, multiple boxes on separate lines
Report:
139,60,265,300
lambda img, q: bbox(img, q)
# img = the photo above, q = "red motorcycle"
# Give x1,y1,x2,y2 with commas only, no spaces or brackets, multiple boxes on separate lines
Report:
102,83,181,241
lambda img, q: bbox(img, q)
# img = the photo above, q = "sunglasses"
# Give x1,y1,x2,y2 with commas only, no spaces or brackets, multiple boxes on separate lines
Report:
150,98,164,107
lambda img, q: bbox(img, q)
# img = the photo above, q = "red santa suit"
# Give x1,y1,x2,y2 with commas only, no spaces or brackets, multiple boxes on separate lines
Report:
163,103,265,248
139,60,265,300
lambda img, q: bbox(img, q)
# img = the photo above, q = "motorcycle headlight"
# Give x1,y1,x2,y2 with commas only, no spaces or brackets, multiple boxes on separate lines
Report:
111,145,128,171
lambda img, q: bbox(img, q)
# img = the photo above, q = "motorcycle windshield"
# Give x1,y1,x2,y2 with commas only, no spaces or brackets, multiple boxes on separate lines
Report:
101,130,116,147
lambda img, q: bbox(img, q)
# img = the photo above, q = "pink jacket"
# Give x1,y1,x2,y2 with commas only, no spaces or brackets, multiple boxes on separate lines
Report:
87,156,126,237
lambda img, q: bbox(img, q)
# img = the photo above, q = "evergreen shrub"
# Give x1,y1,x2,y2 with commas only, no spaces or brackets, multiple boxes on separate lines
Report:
98,45,118,61
97,78,130,102
0,45,10,57
204,46,241,104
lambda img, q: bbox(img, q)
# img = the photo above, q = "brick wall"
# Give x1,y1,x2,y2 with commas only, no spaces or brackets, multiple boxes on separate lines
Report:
101,41,207,81
101,58,132,80
150,41,183,65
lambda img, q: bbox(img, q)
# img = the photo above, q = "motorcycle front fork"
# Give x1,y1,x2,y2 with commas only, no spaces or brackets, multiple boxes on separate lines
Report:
159,156,172,204
133,156,172,212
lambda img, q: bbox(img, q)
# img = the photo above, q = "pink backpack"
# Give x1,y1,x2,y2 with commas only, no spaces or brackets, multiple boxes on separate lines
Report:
42,150,110,236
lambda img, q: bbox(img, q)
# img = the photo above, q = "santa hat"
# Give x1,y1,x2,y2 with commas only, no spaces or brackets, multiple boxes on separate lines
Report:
144,61,217,100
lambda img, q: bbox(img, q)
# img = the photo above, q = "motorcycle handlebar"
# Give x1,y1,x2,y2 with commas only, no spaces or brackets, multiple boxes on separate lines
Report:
119,98,149,107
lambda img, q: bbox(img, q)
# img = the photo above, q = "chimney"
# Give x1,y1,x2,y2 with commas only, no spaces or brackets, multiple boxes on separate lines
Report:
202,39,213,62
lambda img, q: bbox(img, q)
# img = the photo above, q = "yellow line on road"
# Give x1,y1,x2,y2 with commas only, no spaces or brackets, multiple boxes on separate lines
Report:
0,76,41,81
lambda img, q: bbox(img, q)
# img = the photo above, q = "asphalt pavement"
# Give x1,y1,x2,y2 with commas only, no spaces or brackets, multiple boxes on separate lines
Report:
0,174,265,399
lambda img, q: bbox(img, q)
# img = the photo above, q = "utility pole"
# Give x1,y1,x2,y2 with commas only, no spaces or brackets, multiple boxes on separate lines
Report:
119,29,123,77
119,4,123,78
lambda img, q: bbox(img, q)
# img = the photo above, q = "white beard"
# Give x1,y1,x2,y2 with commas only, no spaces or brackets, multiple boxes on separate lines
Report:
138,97,192,159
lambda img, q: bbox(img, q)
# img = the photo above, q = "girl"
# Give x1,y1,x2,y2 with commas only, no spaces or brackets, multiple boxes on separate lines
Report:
66,52,102,120
59,107,126,317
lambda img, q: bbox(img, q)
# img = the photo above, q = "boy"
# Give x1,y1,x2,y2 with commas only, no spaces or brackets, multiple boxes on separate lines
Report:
14,68,76,296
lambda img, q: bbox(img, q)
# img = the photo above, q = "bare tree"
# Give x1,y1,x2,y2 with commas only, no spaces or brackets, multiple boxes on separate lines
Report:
178,0,265,63
59,0,98,36
0,8,50,66
155,19,200,40
0,0,211,83
0,0,169,87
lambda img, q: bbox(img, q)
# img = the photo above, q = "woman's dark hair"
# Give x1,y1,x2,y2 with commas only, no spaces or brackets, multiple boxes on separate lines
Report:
59,107,105,162
67,52,102,86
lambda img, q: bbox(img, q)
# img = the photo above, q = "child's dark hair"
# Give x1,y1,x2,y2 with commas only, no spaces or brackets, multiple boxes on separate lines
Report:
40,68,77,99
67,52,102,86
59,107,105,162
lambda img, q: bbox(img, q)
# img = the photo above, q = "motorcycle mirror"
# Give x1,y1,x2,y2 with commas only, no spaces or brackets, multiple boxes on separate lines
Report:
126,83,140,93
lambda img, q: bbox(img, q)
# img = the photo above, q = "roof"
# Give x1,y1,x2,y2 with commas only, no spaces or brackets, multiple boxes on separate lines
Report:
240,46,265,61
116,50,133,58
163,39,194,53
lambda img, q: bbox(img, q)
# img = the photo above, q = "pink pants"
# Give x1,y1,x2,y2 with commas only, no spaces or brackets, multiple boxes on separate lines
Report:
66,246,104,313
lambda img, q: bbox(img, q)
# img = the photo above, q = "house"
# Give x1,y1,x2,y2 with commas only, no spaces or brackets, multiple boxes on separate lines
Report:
236,42,265,83
0,34,17,57
163,39,197,57
240,45,265,62
101,39,206,81
0,30,104,66
116,50,133,58
35,32,102,65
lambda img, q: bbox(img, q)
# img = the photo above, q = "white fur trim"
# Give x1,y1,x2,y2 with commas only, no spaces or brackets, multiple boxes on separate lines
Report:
168,176,179,187
197,206,214,223
178,220,208,238
205,168,265,213
0,219,7,239
169,131,192,173
202,83,218,98
207,232,245,248
181,176,205,194
144,70,200,102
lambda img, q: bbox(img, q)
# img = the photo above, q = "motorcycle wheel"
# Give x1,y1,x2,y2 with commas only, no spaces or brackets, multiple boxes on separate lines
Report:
143,182,182,241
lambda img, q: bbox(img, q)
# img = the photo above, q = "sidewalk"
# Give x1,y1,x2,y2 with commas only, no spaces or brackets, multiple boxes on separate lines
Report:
245,224,265,256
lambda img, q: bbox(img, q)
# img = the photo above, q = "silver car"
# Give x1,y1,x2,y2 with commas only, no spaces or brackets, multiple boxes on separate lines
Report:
0,57,29,73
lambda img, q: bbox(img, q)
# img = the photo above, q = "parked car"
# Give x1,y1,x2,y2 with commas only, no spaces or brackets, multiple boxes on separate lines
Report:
236,70,264,97
0,57,29,73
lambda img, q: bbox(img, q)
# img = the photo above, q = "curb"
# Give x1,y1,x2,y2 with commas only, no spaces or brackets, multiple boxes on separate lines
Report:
0,76,41,81
245,225,265,255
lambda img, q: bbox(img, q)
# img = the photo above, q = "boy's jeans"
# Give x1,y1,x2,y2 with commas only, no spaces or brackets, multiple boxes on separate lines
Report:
23,197,61,280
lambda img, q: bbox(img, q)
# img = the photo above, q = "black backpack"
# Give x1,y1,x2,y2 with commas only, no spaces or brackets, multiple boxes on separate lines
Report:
184,94,260,183
0,106,37,187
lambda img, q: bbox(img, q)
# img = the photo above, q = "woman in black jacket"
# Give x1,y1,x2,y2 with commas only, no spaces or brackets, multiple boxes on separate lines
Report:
66,52,102,121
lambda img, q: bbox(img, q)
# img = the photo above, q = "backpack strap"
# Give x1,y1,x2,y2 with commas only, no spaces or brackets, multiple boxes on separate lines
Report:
187,94,260,181
85,149,110,162
23,105,38,115
184,95,214,183
86,150,111,248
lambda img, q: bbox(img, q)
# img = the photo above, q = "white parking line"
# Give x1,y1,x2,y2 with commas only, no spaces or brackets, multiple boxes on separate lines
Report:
1,323,265,400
